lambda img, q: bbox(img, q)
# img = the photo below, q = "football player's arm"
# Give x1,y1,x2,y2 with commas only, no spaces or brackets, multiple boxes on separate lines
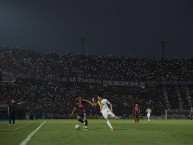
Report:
92,97,97,106
83,99,94,106
109,102,113,112
71,106,76,116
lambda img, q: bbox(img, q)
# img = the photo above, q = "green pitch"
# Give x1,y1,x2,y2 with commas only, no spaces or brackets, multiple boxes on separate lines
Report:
0,119,193,145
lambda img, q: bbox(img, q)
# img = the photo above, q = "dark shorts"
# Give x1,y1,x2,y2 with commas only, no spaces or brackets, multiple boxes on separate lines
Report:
135,114,139,118
77,112,87,118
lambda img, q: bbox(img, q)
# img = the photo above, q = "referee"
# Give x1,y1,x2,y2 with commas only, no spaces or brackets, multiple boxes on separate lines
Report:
8,99,16,125
8,99,24,125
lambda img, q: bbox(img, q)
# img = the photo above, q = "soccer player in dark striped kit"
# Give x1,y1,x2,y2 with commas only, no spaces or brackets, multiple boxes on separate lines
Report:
133,103,140,124
71,97,93,130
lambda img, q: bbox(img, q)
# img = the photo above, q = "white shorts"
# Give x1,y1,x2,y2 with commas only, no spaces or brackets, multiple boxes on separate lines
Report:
147,114,150,118
101,110,115,119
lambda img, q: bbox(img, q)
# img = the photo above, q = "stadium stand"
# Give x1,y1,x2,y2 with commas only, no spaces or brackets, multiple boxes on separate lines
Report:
0,47,193,119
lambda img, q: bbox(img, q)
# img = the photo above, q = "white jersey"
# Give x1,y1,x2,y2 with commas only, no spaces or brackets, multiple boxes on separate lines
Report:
100,99,115,118
146,109,151,114
146,108,151,121
101,99,111,112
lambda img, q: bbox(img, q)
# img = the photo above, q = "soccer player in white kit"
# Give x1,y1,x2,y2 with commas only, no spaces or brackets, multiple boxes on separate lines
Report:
146,107,152,121
92,95,119,131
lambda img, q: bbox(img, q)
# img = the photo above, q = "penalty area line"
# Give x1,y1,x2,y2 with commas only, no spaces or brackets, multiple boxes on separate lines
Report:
19,121,47,145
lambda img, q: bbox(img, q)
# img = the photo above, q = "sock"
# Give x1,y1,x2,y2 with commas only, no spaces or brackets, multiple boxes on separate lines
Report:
78,118,84,123
106,120,113,129
84,120,88,126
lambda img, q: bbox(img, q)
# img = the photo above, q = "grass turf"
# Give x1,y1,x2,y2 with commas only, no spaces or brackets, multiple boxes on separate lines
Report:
0,119,193,145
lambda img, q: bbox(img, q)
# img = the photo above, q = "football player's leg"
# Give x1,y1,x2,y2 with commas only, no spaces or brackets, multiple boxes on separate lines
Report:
103,111,114,131
77,116,84,123
110,111,119,120
13,113,15,125
135,115,137,123
148,114,150,121
83,113,88,128
136,115,139,123
8,114,11,125
106,119,114,130
105,118,113,129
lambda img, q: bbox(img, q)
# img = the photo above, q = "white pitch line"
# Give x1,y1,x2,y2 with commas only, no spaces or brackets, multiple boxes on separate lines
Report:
19,121,47,145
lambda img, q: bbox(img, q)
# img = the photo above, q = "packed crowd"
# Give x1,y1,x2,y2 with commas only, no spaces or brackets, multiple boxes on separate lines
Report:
0,48,193,119
1,48,193,81
0,82,167,118
1,81,192,119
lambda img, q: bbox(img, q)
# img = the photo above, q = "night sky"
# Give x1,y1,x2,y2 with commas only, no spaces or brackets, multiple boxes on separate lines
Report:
0,0,193,58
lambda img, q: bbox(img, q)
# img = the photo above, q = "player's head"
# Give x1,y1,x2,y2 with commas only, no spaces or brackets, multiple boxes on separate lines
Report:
135,104,138,107
75,97,82,102
97,95,103,101
11,99,15,103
